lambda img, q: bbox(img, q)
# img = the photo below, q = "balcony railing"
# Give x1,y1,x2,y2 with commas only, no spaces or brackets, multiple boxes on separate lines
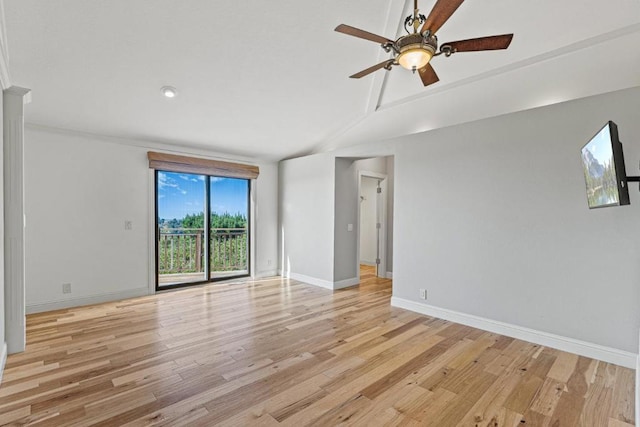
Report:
158,228,248,275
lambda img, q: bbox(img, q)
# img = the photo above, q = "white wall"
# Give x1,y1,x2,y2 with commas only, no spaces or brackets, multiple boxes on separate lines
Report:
359,177,377,265
254,163,279,277
393,87,640,354
23,126,278,312
279,153,335,283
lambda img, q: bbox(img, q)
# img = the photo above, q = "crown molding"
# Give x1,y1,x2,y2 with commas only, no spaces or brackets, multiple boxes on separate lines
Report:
24,123,272,166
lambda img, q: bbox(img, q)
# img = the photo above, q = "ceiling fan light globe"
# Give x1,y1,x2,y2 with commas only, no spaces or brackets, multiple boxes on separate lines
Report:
397,48,433,70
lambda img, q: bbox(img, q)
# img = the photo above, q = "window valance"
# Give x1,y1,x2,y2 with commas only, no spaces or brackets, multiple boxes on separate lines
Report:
147,151,259,179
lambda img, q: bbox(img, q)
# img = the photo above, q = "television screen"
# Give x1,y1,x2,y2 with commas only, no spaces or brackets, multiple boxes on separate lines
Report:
581,121,630,208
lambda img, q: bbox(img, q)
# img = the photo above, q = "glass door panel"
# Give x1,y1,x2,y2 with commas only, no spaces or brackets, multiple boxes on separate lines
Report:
210,177,249,279
157,171,207,287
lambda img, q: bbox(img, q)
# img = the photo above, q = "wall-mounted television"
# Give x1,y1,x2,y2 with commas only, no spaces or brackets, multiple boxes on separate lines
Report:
581,121,630,209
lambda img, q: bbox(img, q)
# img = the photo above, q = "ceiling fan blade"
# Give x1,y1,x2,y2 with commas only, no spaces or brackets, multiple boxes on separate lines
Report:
420,0,465,35
350,60,394,79
418,63,439,87
335,24,394,45
441,34,514,52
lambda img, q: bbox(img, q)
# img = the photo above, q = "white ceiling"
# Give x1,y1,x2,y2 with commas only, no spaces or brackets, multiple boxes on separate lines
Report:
4,0,640,161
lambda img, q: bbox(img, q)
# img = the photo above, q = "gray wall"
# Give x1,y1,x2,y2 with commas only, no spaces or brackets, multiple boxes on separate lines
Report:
281,154,395,284
334,158,358,281
393,87,640,353
279,153,335,282
280,87,639,353
333,156,395,282
386,156,394,272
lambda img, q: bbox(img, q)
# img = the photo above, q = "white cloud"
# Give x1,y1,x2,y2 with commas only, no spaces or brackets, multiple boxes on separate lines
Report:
158,172,186,194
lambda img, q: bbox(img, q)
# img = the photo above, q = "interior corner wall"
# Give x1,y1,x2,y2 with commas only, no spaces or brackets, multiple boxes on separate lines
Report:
279,153,335,284
23,126,279,312
393,87,640,353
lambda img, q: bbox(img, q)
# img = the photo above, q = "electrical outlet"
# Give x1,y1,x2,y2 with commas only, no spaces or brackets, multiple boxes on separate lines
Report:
62,283,72,294
267,259,272,266
419,289,427,300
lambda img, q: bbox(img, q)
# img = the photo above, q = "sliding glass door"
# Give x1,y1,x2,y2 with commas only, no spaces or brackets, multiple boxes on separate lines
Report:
156,171,250,289
210,178,250,279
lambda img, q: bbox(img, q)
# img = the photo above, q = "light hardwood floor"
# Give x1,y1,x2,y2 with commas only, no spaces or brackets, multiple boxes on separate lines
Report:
0,266,635,426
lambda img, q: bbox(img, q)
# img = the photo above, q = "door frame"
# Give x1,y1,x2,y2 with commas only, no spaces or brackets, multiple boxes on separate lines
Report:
150,170,252,292
357,171,388,280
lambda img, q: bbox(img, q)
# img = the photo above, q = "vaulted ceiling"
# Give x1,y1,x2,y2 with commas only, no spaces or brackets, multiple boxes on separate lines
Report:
4,0,640,161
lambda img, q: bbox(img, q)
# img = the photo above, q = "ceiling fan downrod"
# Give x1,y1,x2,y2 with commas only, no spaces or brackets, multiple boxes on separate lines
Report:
404,0,426,34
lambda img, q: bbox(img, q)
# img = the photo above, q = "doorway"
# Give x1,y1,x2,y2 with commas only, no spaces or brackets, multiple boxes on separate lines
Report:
358,171,387,279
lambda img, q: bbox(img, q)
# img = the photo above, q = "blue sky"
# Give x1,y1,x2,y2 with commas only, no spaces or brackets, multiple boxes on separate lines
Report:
158,171,248,219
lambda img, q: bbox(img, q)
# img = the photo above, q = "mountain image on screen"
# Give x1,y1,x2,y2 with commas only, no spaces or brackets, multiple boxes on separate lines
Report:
581,125,619,207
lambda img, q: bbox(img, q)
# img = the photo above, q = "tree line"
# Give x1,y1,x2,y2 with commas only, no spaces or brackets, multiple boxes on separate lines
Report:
160,212,247,230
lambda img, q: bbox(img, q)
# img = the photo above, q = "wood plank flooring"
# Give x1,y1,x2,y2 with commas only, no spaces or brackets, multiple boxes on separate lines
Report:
0,265,635,426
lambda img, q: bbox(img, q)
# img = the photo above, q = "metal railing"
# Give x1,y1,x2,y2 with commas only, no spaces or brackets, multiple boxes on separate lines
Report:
158,228,248,275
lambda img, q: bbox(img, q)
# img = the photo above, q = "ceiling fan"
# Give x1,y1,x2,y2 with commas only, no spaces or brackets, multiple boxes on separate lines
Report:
335,0,513,87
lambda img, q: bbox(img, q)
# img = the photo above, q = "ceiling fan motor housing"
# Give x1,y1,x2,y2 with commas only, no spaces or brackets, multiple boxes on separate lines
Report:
397,33,437,56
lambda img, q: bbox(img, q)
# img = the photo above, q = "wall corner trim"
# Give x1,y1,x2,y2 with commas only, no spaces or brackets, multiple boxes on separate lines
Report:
391,297,637,369
0,342,7,386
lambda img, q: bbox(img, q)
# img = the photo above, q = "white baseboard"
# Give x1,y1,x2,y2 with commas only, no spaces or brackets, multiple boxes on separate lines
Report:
286,273,359,290
26,287,150,314
254,270,278,279
0,342,7,386
386,271,393,279
391,297,636,369
334,277,359,289
287,272,335,290
359,261,376,266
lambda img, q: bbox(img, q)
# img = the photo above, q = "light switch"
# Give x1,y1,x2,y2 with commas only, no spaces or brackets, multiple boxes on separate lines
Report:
347,224,353,232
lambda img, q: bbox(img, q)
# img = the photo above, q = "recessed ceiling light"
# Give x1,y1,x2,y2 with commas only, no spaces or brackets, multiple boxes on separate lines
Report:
161,86,178,98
